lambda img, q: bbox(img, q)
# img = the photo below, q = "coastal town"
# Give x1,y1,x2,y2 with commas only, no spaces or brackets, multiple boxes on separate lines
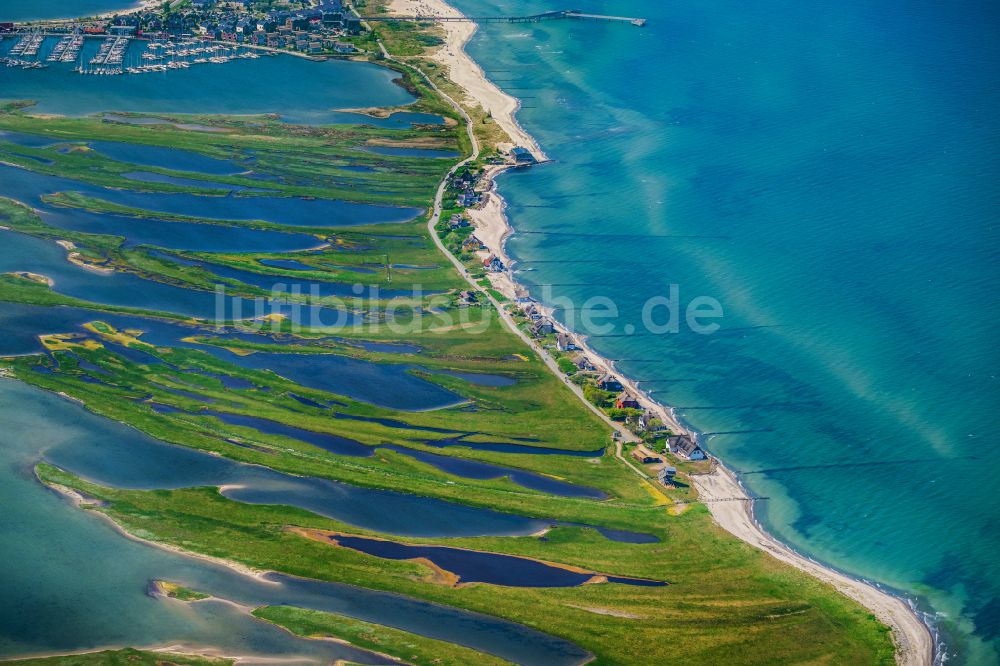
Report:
1,0,365,74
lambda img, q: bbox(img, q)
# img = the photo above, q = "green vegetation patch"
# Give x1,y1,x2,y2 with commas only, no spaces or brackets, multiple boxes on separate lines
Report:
252,606,511,666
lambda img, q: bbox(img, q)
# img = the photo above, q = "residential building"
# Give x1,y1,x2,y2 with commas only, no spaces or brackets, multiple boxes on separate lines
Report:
531,319,555,336
596,374,624,392
457,290,478,306
483,254,504,272
631,444,662,465
461,235,485,252
615,392,641,409
556,333,578,352
667,435,707,461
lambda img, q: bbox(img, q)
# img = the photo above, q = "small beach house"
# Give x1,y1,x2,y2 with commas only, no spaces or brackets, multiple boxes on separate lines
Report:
531,319,555,336
462,235,485,252
667,435,707,461
556,333,578,352
596,374,624,392
631,444,662,465
483,254,504,272
615,392,641,409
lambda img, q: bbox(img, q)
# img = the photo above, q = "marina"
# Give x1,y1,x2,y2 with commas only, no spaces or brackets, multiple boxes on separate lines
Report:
45,32,83,62
1,33,268,76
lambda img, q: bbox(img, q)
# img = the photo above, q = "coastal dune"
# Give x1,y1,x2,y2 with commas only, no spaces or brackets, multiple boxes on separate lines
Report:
392,1,936,663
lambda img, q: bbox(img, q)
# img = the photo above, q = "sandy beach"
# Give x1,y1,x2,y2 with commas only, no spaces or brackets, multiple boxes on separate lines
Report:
693,466,933,665
389,0,545,161
393,2,936,663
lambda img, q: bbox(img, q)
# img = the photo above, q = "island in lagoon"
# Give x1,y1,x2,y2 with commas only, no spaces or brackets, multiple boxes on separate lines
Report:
0,1,942,665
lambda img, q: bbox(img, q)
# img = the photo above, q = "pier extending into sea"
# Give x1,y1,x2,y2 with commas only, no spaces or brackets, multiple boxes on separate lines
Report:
362,9,647,27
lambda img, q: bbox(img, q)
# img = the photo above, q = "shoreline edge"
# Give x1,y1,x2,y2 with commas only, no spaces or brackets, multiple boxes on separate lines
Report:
394,1,936,663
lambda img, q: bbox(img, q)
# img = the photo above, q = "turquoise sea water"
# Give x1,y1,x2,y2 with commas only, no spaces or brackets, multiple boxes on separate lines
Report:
450,0,1000,662
1,0,140,22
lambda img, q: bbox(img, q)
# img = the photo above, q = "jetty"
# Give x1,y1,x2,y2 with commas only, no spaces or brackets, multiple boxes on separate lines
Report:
361,9,647,27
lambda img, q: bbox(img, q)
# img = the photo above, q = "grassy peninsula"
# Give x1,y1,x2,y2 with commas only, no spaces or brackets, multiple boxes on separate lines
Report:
0,13,897,666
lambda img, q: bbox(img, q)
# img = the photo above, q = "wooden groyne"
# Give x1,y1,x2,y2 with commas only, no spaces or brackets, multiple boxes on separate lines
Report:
362,9,646,27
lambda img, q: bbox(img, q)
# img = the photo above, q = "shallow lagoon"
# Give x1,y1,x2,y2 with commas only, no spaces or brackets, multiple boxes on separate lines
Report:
0,302,457,411
0,38,415,123
88,140,245,175
0,230,353,322
0,381,588,665
0,162,421,228
41,207,321,253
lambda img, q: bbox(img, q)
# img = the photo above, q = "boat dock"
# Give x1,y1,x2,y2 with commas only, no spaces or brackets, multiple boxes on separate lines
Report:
362,9,647,27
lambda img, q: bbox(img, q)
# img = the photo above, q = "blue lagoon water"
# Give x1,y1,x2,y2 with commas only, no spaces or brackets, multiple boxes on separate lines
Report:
0,38,414,121
450,0,1000,662
0,380,584,665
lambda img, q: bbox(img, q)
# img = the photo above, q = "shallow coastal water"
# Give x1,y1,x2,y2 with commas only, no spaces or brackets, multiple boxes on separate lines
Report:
452,0,1000,661
0,0,141,21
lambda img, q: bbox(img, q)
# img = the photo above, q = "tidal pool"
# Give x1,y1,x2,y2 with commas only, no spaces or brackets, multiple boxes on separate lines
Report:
0,130,58,148
379,445,607,500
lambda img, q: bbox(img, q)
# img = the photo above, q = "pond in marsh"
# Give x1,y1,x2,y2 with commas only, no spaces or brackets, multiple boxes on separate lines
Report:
87,140,245,175
0,230,356,323
361,146,460,159
40,207,322,253
121,171,272,193
328,534,665,588
0,162,421,228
